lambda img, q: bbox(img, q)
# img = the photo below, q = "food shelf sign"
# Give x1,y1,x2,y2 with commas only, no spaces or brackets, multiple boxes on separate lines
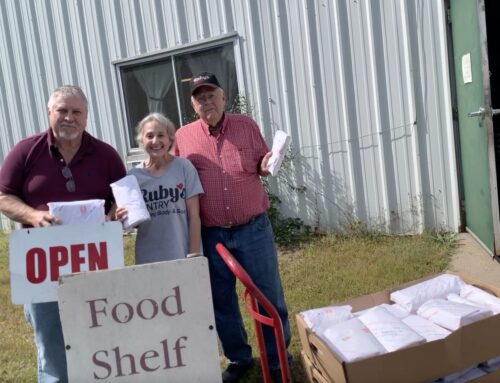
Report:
9,222,123,304
58,257,221,382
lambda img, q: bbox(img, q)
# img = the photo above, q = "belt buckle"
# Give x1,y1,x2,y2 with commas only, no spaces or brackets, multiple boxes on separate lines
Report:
220,214,260,230
221,221,246,230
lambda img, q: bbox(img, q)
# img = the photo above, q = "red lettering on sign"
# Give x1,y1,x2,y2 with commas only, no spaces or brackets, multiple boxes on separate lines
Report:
87,298,108,328
112,302,134,324
85,287,184,328
49,246,68,281
24,242,110,284
26,248,47,284
88,242,108,270
70,243,86,273
92,337,188,379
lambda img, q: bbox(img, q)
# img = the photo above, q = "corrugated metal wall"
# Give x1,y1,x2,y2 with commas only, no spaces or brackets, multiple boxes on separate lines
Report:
0,0,459,234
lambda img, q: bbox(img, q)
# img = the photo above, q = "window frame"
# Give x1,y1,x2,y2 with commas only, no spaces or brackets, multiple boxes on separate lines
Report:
113,32,242,165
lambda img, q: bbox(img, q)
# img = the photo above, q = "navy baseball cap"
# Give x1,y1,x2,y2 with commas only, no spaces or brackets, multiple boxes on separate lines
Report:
190,72,221,95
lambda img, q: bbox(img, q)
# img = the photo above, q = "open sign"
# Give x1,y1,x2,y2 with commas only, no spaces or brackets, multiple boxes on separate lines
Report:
9,222,123,304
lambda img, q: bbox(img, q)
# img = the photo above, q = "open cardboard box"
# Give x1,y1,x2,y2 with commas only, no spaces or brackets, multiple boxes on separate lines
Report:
296,272,500,383
301,350,330,383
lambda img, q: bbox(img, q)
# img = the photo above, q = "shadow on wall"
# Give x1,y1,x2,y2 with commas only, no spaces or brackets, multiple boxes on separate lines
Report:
269,145,435,235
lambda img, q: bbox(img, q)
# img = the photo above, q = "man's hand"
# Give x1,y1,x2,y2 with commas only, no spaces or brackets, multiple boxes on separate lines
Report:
31,211,61,227
0,192,60,227
258,152,272,176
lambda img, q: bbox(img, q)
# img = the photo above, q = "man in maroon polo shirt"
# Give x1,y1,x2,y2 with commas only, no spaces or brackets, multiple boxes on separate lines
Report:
0,85,126,382
175,72,292,383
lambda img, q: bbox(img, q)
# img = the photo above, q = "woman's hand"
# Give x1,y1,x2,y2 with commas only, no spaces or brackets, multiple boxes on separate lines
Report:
115,207,128,222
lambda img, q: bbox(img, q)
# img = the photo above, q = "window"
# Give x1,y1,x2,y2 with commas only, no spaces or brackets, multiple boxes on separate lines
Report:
119,42,239,150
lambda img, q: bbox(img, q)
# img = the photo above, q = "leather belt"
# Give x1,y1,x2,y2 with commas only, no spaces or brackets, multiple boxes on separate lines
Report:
218,213,264,230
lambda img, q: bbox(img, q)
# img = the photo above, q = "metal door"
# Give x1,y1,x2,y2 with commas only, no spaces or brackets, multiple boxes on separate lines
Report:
449,0,500,255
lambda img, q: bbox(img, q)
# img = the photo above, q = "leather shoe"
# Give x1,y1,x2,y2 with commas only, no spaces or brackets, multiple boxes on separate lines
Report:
222,360,254,382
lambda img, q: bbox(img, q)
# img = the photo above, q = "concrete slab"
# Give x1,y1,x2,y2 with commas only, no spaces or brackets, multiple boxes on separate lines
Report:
448,233,500,288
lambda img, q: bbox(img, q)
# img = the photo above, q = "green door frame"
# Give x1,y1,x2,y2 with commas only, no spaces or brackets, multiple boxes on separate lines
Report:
449,0,500,255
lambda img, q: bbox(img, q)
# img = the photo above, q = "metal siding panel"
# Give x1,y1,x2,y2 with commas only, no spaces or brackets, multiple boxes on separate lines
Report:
374,0,420,232
350,1,386,227
417,0,460,230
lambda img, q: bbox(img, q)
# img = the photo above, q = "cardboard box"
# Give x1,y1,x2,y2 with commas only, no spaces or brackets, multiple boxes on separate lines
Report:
301,350,315,383
296,273,500,383
301,351,330,383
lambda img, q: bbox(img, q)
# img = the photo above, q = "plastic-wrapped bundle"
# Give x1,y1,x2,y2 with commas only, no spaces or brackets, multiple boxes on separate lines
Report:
322,317,386,362
460,284,500,314
300,305,353,335
417,299,492,331
358,306,425,352
390,274,466,313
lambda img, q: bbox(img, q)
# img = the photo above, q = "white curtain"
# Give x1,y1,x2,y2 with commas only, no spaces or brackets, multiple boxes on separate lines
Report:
134,61,174,114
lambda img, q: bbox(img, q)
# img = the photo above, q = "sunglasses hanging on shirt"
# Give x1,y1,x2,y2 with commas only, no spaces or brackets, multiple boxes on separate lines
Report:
61,166,75,192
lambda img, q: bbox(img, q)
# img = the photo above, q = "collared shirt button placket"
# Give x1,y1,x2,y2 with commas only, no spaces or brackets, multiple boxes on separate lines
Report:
216,138,232,225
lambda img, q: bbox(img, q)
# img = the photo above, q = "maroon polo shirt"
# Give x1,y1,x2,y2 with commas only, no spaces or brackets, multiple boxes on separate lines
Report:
0,129,126,216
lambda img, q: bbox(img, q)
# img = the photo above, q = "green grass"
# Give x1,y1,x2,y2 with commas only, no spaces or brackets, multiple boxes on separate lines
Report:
0,231,455,382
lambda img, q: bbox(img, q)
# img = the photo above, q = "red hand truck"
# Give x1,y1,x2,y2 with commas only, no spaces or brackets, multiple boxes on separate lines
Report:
216,243,292,383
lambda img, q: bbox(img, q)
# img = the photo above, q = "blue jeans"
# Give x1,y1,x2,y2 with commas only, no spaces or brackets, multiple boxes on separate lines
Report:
24,302,68,383
202,212,291,369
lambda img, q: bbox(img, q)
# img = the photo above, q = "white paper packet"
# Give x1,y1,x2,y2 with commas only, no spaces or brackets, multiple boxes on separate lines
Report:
460,284,500,314
322,317,386,362
300,305,353,335
358,306,425,352
447,293,490,309
47,199,105,225
401,314,451,342
354,303,410,319
110,175,151,230
390,274,466,313
417,298,492,331
268,130,291,176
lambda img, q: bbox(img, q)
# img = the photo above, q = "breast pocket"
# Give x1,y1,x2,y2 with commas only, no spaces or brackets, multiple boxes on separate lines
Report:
228,147,257,174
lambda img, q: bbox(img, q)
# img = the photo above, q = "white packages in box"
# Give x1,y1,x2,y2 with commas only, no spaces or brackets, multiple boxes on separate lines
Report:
322,317,386,362
300,305,353,335
354,303,410,319
447,293,489,309
460,284,500,314
401,314,451,342
47,199,105,225
358,306,425,352
110,174,151,230
268,130,291,176
390,274,466,313
417,298,492,331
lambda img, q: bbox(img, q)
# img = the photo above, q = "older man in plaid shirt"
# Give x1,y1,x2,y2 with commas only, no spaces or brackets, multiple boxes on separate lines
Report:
175,72,292,383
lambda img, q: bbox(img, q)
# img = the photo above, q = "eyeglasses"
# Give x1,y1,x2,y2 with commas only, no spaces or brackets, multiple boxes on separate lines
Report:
194,93,216,103
61,166,75,192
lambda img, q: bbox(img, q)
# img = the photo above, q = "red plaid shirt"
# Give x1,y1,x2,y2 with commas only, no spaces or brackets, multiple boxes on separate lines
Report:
175,114,270,227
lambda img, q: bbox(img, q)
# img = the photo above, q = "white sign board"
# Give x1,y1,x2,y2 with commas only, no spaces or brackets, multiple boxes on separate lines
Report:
9,222,124,304
58,257,221,383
